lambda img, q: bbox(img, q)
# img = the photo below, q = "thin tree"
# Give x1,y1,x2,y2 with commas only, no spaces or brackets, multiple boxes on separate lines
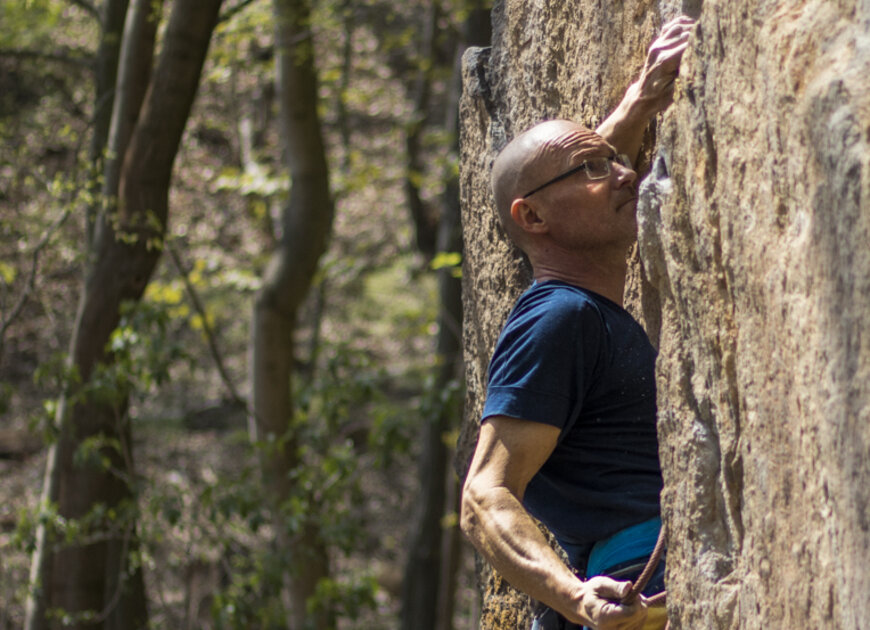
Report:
25,1,223,629
85,0,130,247
248,0,334,627
400,3,491,629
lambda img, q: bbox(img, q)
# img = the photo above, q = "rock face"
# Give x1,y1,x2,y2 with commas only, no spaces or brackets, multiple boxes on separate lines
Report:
458,1,870,628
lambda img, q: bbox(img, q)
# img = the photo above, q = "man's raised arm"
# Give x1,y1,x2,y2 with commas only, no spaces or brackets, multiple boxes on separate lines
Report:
596,16,694,164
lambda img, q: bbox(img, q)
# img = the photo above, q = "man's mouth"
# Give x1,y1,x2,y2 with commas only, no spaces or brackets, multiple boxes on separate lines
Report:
617,196,638,210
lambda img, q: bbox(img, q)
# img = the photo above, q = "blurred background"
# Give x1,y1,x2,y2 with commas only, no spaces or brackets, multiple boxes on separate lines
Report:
0,0,491,628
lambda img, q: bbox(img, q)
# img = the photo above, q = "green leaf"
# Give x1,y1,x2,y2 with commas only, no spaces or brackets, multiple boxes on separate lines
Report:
0,261,16,284
430,251,461,270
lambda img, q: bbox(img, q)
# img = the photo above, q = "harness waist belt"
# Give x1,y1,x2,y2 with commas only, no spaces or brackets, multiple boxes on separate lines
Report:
586,516,662,577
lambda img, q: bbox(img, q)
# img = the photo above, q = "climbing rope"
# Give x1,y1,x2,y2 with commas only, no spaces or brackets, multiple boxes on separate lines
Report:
619,525,666,605
619,526,669,628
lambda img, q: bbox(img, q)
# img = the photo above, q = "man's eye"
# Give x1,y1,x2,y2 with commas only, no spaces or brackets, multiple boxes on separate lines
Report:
584,159,610,176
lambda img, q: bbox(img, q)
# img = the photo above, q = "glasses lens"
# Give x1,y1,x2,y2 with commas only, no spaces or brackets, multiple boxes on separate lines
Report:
615,154,632,168
584,157,611,180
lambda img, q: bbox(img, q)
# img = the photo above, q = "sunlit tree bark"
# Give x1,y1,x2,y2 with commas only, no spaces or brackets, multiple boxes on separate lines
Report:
249,0,334,627
24,1,222,629
97,0,161,233
85,0,129,246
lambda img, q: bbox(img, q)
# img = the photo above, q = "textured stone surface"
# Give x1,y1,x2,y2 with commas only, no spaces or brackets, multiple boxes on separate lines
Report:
458,0,870,628
640,2,870,628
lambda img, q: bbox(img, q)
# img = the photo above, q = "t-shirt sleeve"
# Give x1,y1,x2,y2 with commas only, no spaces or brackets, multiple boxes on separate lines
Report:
482,291,603,433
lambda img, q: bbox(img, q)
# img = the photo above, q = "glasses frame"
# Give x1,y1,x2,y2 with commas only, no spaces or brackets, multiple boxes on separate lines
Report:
521,154,633,199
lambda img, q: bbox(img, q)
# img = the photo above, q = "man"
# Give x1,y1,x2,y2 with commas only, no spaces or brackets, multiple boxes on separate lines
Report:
460,17,694,630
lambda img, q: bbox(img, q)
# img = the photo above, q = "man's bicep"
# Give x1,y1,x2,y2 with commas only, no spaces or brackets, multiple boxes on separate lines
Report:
467,415,560,500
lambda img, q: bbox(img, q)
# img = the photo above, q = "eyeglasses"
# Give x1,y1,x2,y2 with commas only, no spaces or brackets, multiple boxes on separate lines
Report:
521,154,633,198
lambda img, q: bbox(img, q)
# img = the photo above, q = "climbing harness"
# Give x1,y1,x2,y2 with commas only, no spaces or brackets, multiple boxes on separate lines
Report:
531,525,670,630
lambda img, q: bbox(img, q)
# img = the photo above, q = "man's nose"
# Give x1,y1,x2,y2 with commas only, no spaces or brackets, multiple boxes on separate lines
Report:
613,162,638,188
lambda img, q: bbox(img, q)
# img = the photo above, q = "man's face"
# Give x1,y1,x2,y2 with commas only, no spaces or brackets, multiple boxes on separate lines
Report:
527,127,639,253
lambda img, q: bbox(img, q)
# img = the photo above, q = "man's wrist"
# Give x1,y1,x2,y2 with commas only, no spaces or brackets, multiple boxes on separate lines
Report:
565,579,595,626
596,81,655,163
617,80,659,124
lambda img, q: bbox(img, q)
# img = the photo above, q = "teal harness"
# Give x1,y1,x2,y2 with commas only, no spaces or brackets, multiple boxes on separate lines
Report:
586,516,662,578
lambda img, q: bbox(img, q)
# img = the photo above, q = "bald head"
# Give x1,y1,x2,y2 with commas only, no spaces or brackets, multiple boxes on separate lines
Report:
491,120,615,244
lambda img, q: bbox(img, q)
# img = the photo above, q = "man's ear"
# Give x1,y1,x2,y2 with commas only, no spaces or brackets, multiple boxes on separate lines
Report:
510,198,548,234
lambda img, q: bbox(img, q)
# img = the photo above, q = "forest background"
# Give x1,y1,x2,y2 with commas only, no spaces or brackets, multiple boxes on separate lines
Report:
0,0,490,628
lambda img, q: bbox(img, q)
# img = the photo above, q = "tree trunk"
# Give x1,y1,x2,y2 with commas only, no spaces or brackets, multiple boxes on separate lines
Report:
24,2,222,628
97,0,162,235
85,0,130,246
403,0,440,258
249,0,334,627
400,5,491,630
399,227,463,630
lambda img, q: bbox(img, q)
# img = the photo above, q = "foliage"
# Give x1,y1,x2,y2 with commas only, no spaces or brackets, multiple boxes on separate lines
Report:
142,341,401,629
430,251,462,278
104,300,192,401
0,0,66,50
0,0,482,625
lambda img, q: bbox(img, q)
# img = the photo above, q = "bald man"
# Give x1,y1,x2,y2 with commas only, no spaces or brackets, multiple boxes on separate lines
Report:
460,17,694,630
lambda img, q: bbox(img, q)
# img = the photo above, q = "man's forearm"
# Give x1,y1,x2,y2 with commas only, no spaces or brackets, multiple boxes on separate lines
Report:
461,485,589,625
460,417,646,629
595,81,653,167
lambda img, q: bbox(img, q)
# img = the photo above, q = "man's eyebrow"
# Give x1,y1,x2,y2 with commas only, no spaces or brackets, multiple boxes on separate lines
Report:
565,147,614,161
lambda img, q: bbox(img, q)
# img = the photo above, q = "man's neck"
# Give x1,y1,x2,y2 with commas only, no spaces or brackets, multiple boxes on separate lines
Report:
531,250,629,306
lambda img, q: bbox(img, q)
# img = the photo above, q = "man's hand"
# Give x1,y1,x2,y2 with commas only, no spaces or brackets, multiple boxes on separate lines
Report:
632,16,695,117
570,576,648,630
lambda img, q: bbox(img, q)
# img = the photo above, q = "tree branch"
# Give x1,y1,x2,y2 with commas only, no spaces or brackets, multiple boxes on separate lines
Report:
218,0,261,24
0,47,95,71
0,208,73,366
165,240,247,409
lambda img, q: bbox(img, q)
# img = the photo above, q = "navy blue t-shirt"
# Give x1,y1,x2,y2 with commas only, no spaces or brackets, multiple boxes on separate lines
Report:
483,281,662,557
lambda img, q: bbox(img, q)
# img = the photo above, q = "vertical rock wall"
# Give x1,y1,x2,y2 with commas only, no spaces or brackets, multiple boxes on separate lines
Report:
641,2,870,628
458,0,870,628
